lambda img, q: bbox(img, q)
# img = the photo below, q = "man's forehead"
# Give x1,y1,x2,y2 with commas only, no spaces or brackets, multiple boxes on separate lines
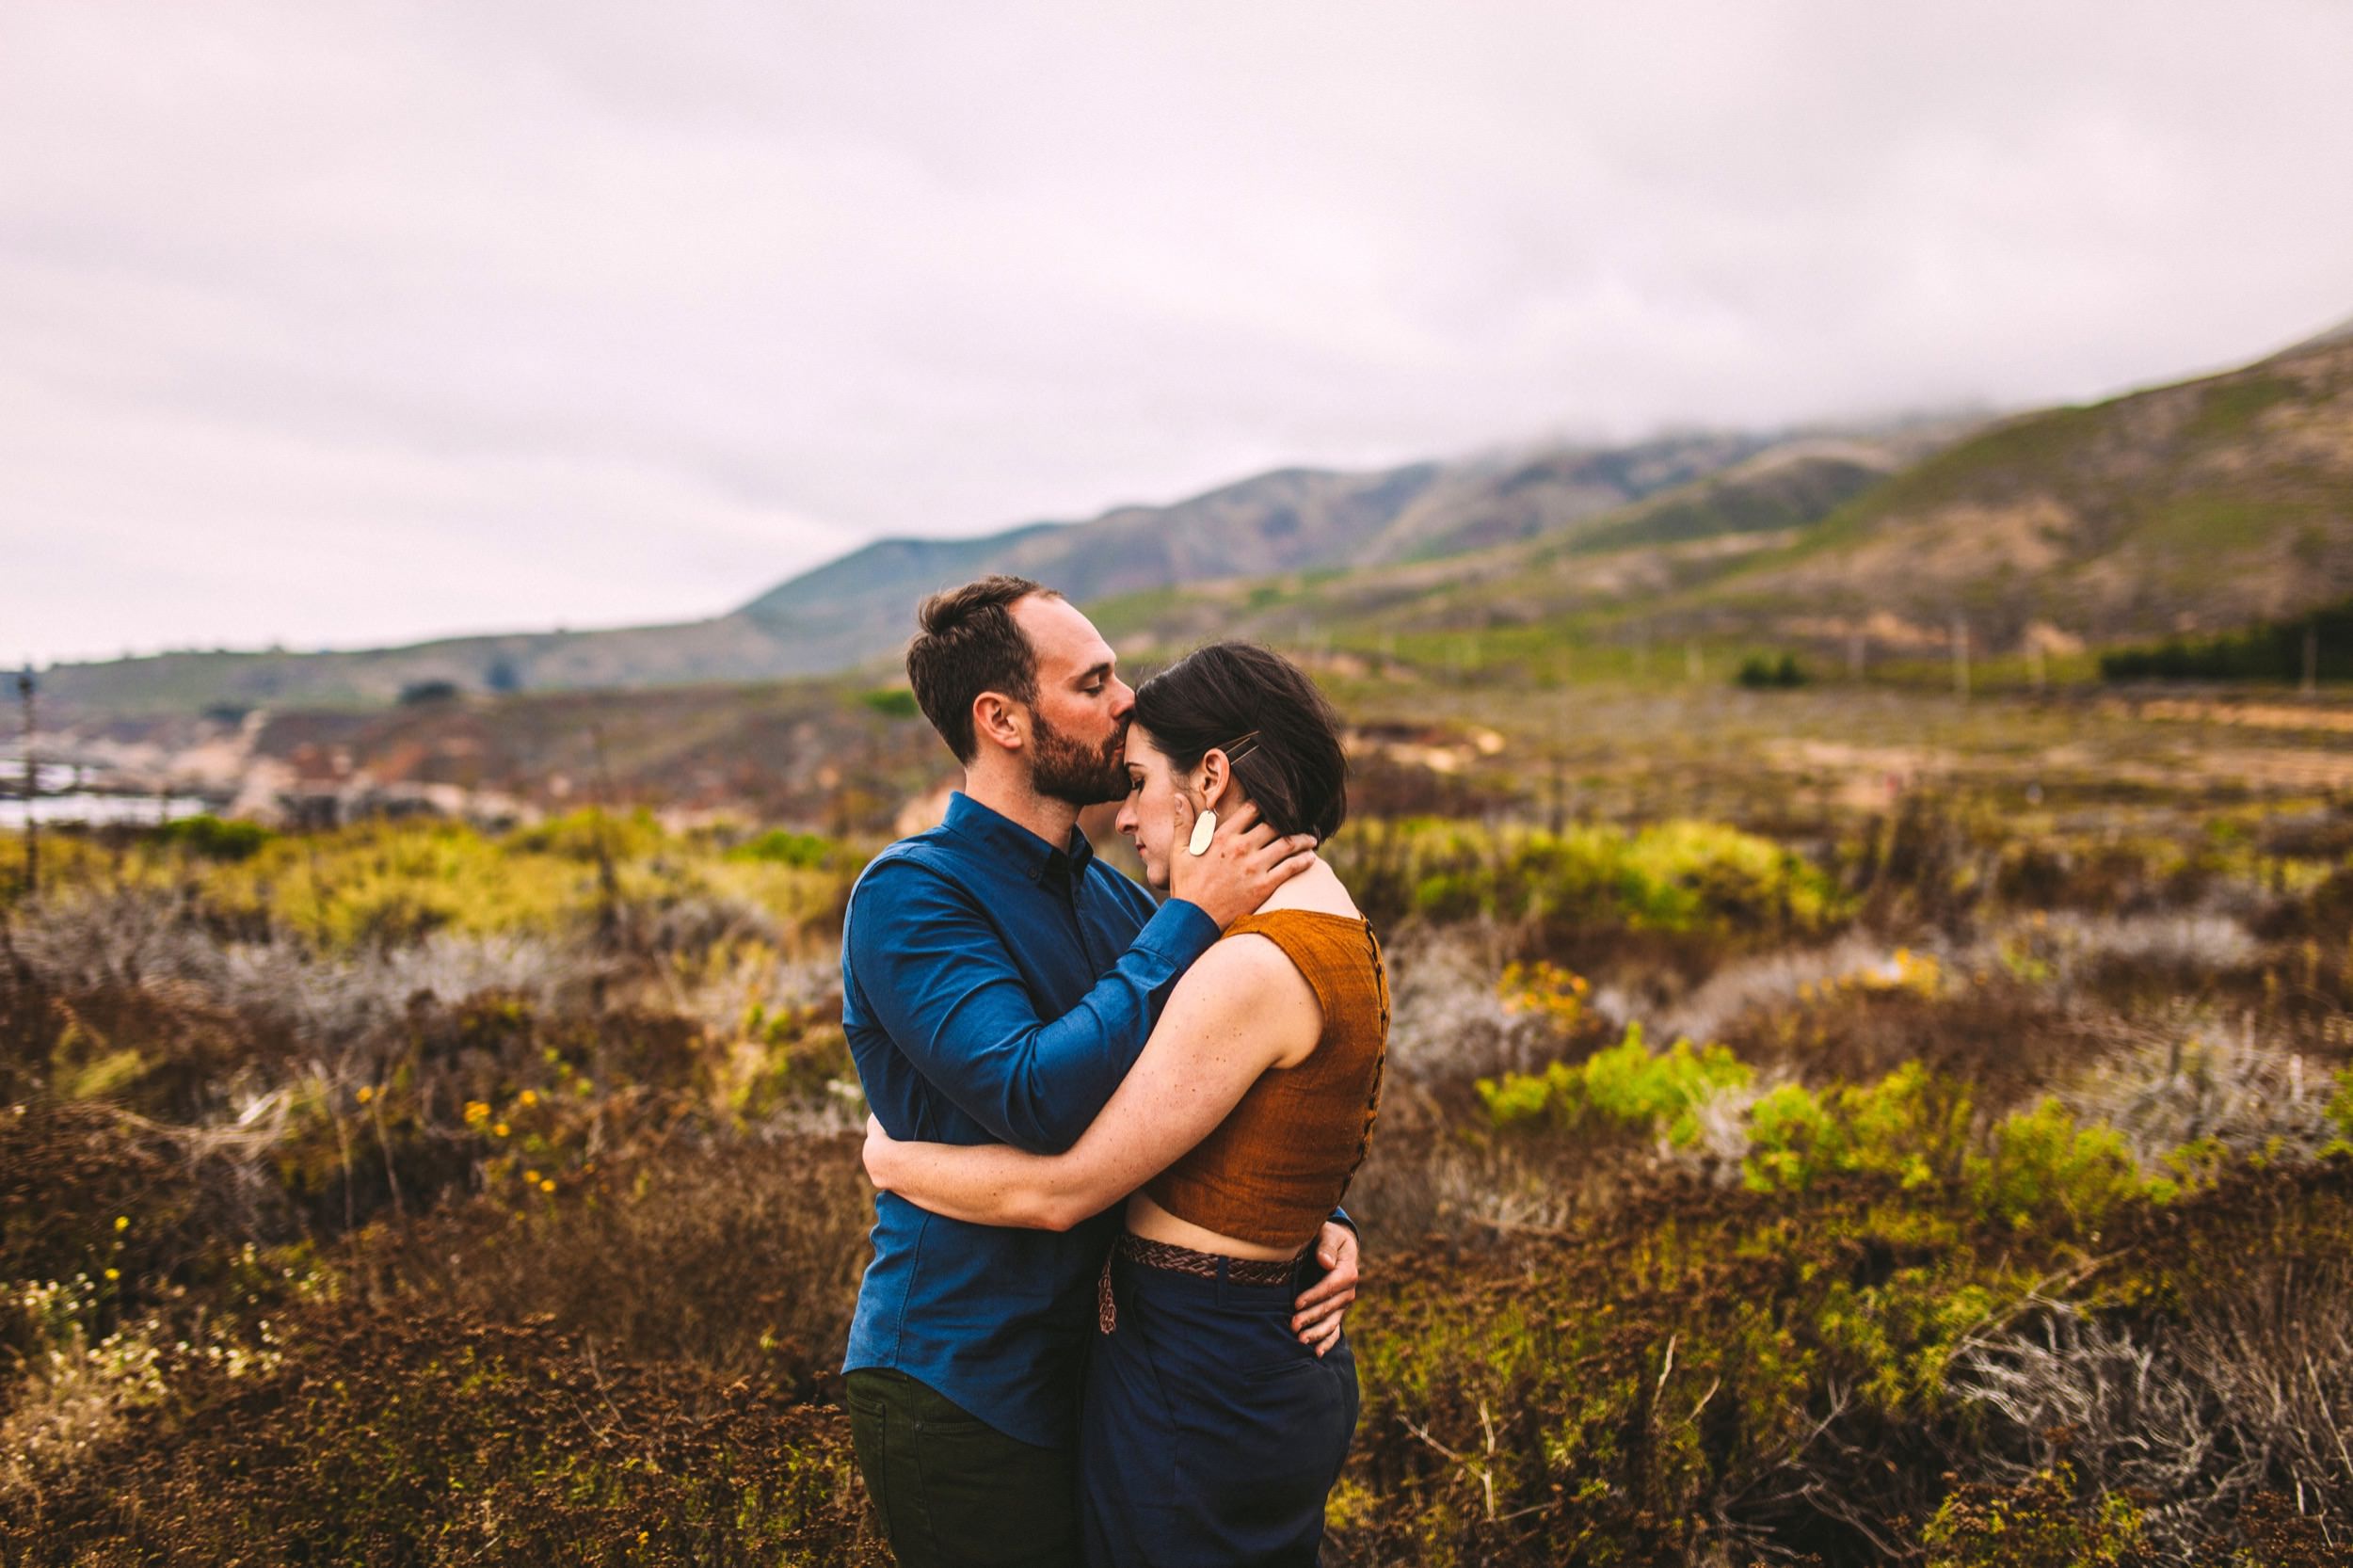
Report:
1015,594,1113,678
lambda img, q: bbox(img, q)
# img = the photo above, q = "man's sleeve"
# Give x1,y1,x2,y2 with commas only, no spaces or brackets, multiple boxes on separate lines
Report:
846,855,1222,1155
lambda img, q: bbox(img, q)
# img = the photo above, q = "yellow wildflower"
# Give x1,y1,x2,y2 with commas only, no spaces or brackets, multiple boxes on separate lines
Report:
519,1089,539,1108
523,1169,541,1185
539,1177,556,1194
356,1085,375,1105
104,1268,120,1281
493,1122,510,1138
114,1215,129,1232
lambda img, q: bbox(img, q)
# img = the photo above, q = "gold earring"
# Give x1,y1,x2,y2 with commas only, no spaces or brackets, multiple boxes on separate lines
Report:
1187,808,1218,856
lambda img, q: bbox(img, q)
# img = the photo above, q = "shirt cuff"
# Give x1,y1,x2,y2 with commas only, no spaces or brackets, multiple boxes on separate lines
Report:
1137,897,1224,968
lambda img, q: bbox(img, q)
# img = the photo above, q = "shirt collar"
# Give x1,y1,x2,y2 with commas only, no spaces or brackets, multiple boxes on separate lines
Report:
943,791,1096,883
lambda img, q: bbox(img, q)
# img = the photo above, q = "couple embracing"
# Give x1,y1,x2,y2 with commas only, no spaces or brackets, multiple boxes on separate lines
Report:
841,575,1388,1567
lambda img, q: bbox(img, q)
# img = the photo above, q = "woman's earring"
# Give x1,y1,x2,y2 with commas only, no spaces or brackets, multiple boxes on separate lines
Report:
1187,809,1218,856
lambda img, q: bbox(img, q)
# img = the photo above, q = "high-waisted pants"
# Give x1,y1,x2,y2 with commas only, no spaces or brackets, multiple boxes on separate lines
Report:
1079,1246,1360,1567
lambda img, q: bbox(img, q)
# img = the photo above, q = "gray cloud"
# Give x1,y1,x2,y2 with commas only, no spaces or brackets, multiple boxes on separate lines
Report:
7,0,2351,664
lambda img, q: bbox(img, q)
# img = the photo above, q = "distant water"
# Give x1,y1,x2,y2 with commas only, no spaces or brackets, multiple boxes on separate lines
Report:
1,792,215,828
0,755,215,828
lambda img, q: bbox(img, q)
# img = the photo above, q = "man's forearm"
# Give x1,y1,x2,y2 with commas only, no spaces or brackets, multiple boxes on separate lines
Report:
850,862,1222,1152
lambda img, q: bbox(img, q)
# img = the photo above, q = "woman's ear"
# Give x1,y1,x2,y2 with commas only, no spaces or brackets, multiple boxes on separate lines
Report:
1196,747,1232,810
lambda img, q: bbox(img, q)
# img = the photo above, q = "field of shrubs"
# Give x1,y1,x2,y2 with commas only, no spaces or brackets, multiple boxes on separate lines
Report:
8,707,2353,1564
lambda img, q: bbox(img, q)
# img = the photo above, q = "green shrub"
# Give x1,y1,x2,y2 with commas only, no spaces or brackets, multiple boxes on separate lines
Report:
1354,817,1848,935
1743,1063,1970,1194
1744,1065,2165,1233
505,806,669,863
1735,652,1809,689
1921,1466,2149,1567
2328,1066,2353,1145
156,814,274,862
726,829,839,870
1971,1098,2153,1230
1481,1022,1752,1147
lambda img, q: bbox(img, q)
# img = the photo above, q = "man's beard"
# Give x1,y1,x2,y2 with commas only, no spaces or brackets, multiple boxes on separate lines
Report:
1032,712,1128,807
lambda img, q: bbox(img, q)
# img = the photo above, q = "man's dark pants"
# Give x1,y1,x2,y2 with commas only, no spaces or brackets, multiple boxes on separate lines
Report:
845,1368,1082,1568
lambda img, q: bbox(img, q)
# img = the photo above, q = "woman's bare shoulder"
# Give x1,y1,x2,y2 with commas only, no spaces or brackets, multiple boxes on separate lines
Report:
1175,930,1305,999
1161,930,1322,1061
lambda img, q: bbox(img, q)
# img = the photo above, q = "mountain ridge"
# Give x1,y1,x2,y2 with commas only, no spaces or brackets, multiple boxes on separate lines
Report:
45,315,2352,719
40,427,1852,715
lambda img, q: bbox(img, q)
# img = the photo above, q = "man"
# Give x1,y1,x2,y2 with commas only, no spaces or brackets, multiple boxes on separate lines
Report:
840,575,1361,1567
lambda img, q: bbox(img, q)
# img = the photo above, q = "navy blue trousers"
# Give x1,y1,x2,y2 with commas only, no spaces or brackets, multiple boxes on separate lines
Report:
1079,1250,1360,1567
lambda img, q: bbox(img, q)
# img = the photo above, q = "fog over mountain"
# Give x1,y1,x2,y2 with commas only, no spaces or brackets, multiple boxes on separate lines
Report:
8,2,2352,665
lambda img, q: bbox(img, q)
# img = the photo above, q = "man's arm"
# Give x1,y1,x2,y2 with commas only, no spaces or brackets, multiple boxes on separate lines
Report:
862,936,1320,1225
1294,1222,1358,1354
848,856,1216,1153
848,802,1315,1153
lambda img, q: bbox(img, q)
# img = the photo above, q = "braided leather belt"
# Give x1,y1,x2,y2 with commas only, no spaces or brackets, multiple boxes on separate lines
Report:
1119,1231,1301,1284
1097,1232,1305,1333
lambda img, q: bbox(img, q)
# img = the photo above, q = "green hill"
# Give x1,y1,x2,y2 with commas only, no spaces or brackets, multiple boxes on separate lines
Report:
1667,332,2353,657
1094,329,2353,677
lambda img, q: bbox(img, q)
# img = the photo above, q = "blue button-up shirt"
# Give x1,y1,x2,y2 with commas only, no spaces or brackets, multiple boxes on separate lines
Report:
840,791,1224,1447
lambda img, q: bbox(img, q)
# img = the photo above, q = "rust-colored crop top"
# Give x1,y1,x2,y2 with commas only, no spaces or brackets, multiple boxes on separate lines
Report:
1144,909,1390,1250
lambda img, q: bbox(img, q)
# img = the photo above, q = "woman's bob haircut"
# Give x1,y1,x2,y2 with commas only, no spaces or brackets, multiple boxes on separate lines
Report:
1129,641,1348,843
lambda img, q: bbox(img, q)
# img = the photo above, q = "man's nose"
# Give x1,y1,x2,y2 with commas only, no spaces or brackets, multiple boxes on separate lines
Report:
1110,679,1134,717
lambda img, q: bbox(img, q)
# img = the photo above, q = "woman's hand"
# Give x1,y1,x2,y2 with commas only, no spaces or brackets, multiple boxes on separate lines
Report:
862,1112,899,1192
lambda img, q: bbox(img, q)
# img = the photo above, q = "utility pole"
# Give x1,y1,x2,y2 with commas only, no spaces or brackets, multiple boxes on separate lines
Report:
16,664,36,900
2304,622,2319,699
587,724,621,940
1952,615,1971,702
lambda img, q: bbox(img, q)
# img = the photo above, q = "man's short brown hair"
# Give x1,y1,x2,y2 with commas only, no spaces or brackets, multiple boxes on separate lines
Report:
905,575,1057,763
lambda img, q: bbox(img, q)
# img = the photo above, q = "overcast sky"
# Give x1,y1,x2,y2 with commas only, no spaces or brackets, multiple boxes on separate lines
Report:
8,1,2351,665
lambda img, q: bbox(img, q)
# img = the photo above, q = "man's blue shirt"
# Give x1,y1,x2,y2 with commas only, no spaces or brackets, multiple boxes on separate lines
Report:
840,791,1223,1448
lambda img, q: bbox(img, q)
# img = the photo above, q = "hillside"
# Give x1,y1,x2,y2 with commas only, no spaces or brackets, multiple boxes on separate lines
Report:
1092,330,2353,672
1082,439,1915,653
1670,331,2353,656
38,432,1785,718
45,317,2352,720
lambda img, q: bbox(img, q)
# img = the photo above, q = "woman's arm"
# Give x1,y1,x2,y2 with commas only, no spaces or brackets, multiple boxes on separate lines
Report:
863,934,1321,1230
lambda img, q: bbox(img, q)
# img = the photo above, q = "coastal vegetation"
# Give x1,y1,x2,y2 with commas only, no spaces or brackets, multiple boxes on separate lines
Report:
8,683,2353,1564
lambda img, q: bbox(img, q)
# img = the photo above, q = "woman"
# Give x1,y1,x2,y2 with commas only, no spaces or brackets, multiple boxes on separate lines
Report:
862,640,1388,1568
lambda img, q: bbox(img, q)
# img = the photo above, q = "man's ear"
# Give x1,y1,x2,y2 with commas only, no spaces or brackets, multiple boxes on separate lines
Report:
972,692,1027,755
